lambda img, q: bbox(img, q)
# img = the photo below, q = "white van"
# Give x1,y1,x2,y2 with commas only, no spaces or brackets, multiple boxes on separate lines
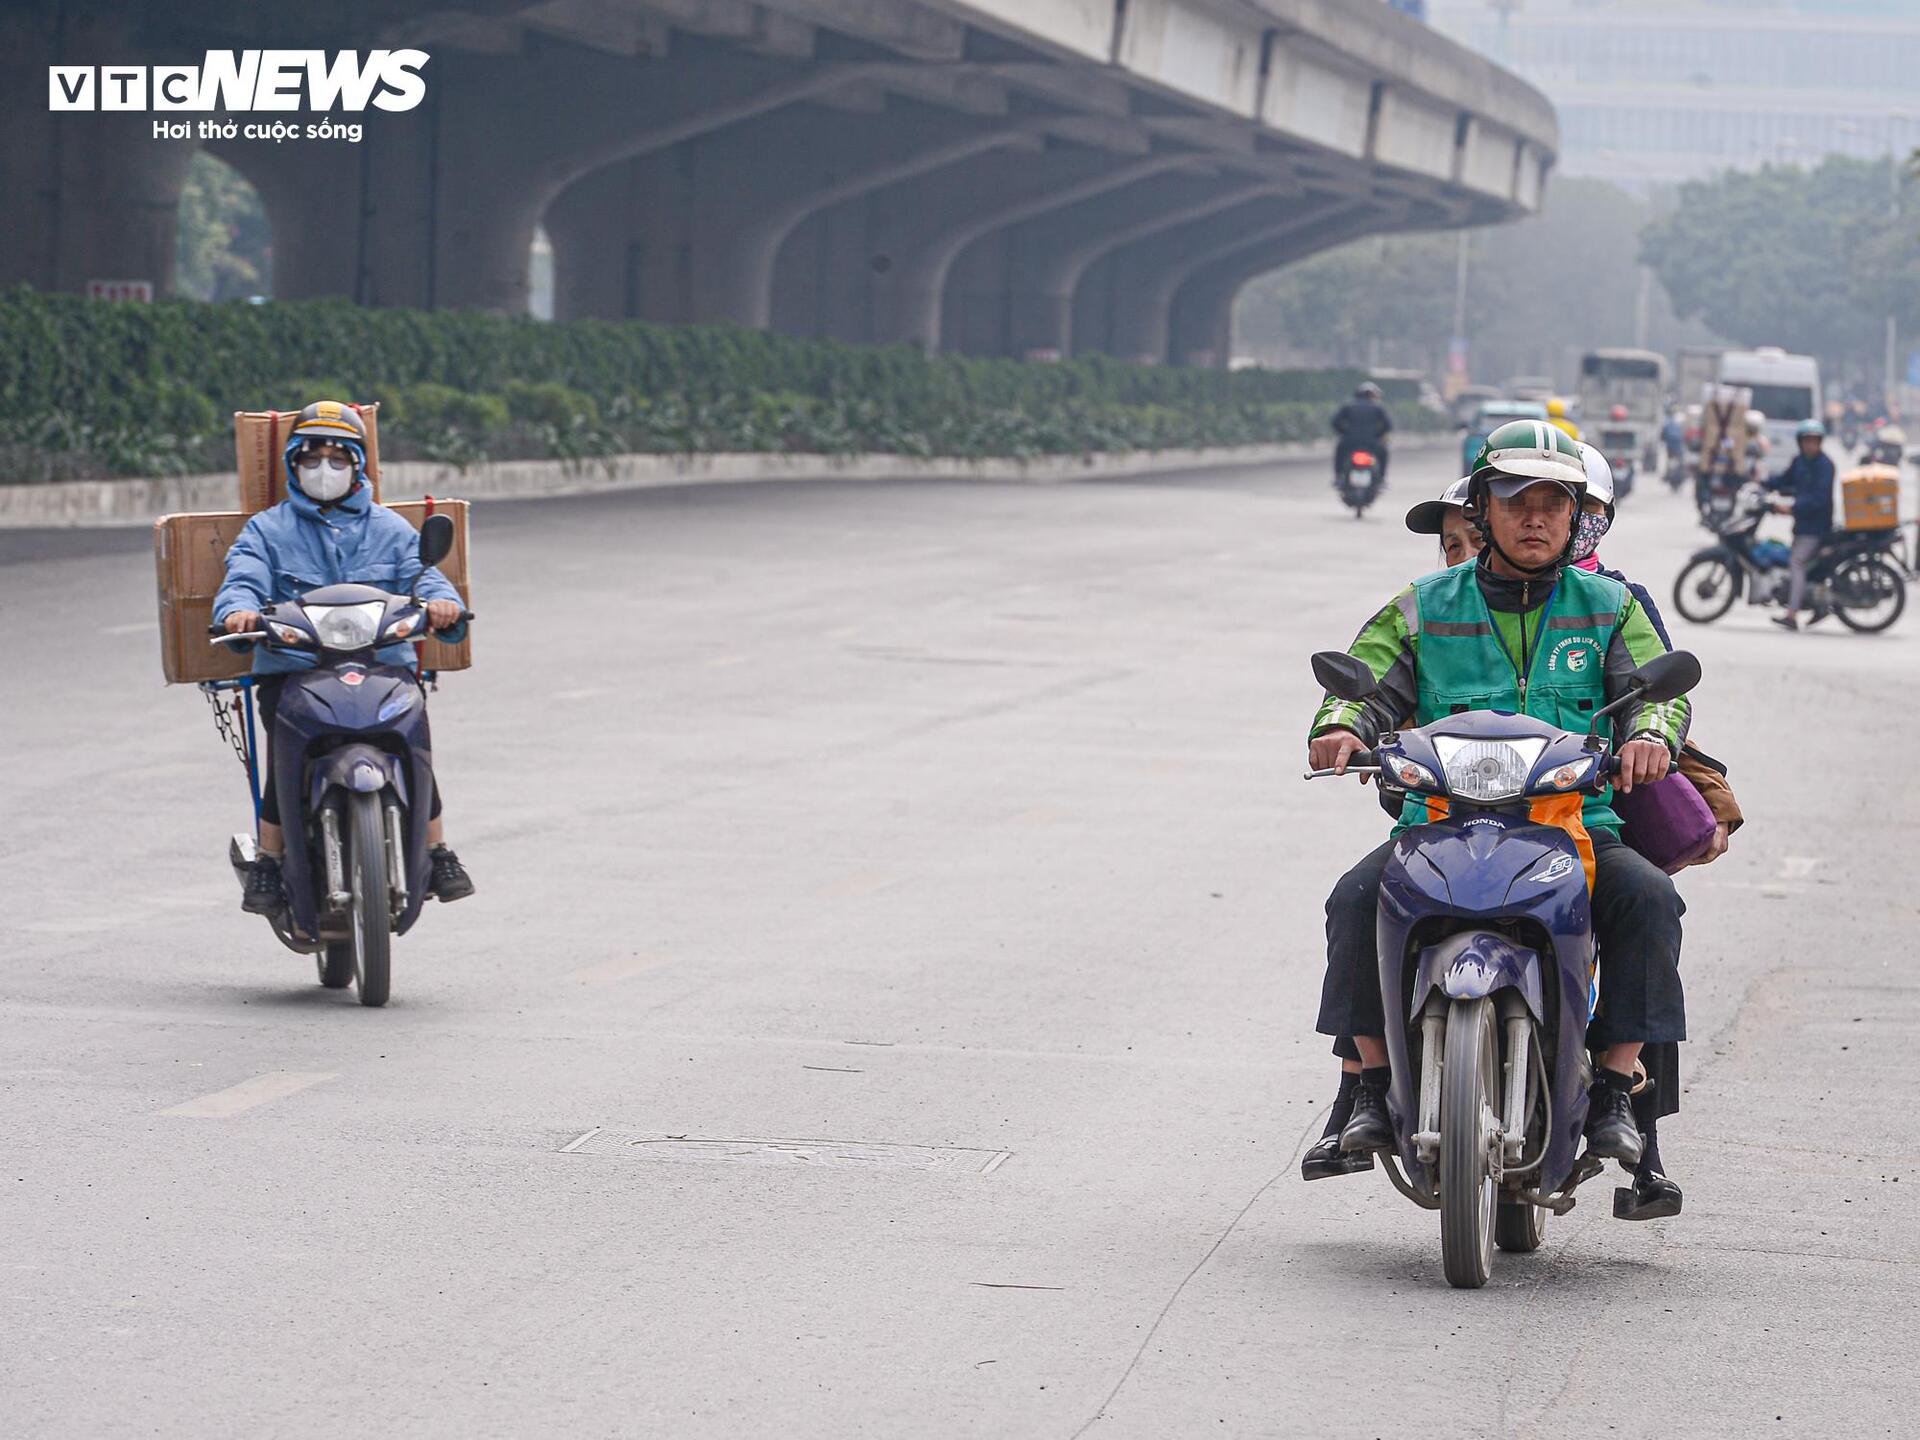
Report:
1718,348,1822,456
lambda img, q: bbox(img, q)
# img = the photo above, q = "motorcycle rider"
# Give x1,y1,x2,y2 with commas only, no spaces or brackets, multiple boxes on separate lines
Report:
1545,396,1580,442
214,401,476,913
1308,420,1689,1168
1864,422,1907,469
1330,381,1393,492
1301,449,1732,1210
1766,419,1837,632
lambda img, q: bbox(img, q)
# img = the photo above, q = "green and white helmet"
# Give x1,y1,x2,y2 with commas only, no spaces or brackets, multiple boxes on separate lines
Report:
1468,418,1587,506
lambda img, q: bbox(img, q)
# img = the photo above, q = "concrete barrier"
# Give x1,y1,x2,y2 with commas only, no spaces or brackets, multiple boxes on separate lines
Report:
0,433,1454,529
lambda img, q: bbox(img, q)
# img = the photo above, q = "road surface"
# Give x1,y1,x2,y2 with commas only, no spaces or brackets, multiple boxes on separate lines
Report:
2,453,1915,1436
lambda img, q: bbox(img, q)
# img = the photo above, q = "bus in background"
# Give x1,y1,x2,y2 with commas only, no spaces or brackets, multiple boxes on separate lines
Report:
1578,348,1668,490
1719,348,1822,457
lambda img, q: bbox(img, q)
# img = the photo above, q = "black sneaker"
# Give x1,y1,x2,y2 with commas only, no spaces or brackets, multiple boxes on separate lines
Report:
1770,613,1799,631
1584,1081,1644,1165
428,846,474,903
241,854,285,915
1339,1079,1393,1154
1302,1133,1375,1181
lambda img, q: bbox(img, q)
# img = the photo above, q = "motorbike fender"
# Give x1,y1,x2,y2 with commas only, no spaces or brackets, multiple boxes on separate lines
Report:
1410,930,1545,1025
310,743,407,814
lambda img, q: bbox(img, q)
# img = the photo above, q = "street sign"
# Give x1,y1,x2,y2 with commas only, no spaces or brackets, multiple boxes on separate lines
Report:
86,279,153,301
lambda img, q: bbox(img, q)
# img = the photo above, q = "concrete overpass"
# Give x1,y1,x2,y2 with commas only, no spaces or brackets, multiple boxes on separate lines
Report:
2,0,1557,365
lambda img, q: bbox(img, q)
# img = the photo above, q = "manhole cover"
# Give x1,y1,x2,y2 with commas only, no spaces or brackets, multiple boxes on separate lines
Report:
559,1129,1011,1174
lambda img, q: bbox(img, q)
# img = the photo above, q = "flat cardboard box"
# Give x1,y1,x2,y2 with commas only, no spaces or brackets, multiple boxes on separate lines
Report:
155,498,471,685
236,402,382,514
1697,382,1753,464
1840,465,1900,531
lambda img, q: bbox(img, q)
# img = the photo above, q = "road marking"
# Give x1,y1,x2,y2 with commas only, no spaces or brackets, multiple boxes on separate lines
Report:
559,1127,603,1154
160,1071,335,1118
1009,805,1074,827
1782,856,1822,880
554,686,611,702
100,620,157,635
565,954,671,987
702,653,749,669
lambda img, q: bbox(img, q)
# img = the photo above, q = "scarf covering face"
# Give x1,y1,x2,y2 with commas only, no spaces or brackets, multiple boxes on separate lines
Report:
1571,510,1612,565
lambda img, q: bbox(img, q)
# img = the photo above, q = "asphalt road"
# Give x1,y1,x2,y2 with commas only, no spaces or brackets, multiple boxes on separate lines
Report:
3,453,1916,1438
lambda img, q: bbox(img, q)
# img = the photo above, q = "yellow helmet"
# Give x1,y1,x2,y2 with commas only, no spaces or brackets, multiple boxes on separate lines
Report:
1546,396,1568,418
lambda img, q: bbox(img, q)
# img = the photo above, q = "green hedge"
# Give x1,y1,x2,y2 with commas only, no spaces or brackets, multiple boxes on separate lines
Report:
0,287,1437,480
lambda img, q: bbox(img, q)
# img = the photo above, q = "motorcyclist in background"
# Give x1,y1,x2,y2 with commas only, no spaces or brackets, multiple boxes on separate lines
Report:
1767,419,1837,632
214,401,476,913
1864,423,1907,469
1546,396,1580,442
1330,381,1393,492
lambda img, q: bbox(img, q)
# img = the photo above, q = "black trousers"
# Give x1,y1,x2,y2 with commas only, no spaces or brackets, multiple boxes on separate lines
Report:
253,674,442,827
1315,827,1686,1048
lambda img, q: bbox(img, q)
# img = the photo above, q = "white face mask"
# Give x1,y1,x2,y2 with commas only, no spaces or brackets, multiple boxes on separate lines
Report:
296,455,355,502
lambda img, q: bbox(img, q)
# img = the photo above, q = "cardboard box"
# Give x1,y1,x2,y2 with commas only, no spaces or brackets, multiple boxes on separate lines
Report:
235,402,382,514
1841,466,1900,531
1697,383,1752,466
155,498,472,685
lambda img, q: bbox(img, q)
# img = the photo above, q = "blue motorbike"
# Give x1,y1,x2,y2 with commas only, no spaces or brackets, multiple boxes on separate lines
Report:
1306,647,1700,1288
208,515,469,1007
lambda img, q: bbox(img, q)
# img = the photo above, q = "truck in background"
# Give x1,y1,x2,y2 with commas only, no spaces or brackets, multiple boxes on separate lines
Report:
1578,348,1668,489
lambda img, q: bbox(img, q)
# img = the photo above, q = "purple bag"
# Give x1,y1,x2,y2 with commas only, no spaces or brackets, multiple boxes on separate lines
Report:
1613,772,1717,875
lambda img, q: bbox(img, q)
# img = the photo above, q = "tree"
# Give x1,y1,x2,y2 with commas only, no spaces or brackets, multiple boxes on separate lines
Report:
1640,154,1919,392
174,152,272,302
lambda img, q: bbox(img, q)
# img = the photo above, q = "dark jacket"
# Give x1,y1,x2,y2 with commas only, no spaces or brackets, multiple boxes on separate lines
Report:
1769,451,1835,538
1331,399,1392,447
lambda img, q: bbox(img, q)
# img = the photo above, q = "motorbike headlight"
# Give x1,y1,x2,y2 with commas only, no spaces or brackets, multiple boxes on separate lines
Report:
1384,755,1439,791
1432,736,1547,803
307,601,384,651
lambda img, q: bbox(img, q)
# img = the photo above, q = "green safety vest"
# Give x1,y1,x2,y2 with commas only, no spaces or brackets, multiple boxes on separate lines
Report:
1402,563,1628,833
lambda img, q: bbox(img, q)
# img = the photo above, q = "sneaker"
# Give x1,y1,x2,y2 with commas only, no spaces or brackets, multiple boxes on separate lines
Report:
241,854,285,915
1339,1079,1393,1154
1769,613,1799,631
1584,1080,1644,1165
1302,1132,1375,1181
428,846,474,903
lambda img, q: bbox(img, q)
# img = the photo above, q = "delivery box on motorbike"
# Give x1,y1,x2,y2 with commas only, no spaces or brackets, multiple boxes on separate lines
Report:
1840,465,1900,531
154,499,472,684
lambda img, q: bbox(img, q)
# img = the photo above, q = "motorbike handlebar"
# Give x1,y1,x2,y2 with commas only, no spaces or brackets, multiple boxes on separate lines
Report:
1302,749,1378,780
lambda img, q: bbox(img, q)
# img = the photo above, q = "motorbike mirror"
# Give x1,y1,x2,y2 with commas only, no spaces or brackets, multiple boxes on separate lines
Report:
417,513,455,570
1312,650,1377,704
1627,650,1702,704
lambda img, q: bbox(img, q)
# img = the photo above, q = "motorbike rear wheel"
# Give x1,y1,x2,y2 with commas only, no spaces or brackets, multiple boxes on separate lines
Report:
1672,554,1738,624
1831,555,1907,634
1495,1197,1547,1252
347,790,392,1008
316,943,353,989
1440,996,1499,1289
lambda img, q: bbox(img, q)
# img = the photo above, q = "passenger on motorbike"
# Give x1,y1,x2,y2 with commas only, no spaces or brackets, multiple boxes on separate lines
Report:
214,401,476,914
1330,381,1393,492
1307,420,1689,1169
1766,419,1837,632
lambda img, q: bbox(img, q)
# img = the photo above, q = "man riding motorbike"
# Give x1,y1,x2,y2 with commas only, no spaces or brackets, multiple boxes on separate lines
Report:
1330,381,1393,492
1546,396,1580,442
213,401,476,914
1766,419,1837,632
1307,420,1690,1173
1300,448,1733,1213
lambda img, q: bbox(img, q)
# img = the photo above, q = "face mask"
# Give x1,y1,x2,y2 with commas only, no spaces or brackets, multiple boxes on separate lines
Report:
296,455,355,502
1571,510,1611,563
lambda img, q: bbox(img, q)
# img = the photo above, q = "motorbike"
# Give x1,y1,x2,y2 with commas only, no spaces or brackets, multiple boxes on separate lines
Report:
1672,482,1908,633
1336,447,1383,518
1305,647,1702,1288
206,514,471,1006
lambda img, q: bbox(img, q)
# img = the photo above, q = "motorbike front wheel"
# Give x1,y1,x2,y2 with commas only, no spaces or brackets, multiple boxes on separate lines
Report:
347,790,393,1007
1672,554,1739,624
1440,996,1498,1289
1831,555,1907,634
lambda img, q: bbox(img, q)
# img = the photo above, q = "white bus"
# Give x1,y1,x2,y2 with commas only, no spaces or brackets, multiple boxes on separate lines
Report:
1718,348,1822,457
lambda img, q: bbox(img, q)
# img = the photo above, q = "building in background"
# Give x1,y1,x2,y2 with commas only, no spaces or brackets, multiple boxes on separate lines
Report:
1428,0,1920,187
